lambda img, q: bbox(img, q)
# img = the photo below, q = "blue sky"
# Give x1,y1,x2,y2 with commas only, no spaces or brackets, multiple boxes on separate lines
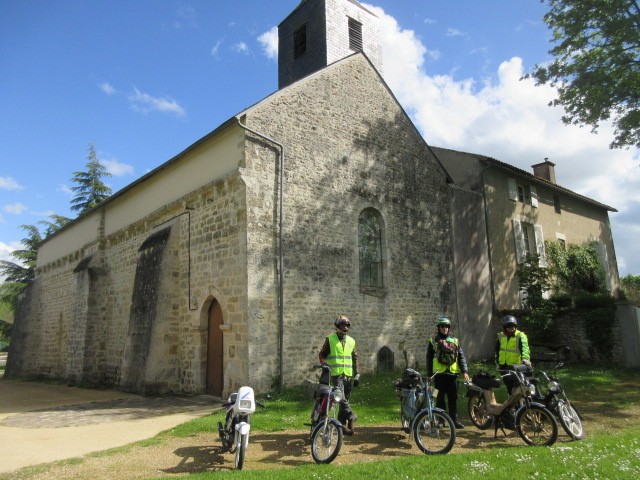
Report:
1,0,639,278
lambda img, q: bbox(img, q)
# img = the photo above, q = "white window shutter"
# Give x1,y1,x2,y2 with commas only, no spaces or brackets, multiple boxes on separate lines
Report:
534,224,547,267
508,178,517,201
513,219,526,264
530,185,538,208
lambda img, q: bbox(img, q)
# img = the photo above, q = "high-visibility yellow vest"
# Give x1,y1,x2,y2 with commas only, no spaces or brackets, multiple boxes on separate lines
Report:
326,333,355,377
430,336,461,374
497,330,530,365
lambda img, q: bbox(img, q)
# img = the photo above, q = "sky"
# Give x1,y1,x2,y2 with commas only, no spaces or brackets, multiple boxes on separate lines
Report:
1,0,639,279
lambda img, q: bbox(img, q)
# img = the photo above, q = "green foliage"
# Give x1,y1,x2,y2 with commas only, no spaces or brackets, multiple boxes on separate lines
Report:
545,240,607,296
70,143,112,214
621,274,640,306
0,216,70,337
528,0,640,149
516,254,556,331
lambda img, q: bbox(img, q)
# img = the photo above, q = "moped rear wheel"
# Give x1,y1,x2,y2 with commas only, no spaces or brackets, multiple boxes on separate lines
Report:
412,409,456,454
515,405,558,446
557,400,585,440
234,432,248,469
310,420,343,464
468,395,493,430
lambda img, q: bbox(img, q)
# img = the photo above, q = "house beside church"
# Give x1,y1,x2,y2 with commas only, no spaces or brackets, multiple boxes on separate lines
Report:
437,146,620,354
6,0,622,395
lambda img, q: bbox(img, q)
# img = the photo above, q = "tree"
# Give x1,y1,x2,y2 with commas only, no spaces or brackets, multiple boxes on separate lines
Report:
546,240,607,296
529,0,640,149
70,143,112,214
0,216,71,333
621,274,640,305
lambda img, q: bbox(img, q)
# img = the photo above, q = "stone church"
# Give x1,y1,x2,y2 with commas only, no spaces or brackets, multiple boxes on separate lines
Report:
7,0,461,396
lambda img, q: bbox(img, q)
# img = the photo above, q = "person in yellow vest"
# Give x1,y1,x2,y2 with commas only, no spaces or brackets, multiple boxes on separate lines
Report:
426,317,470,429
495,315,531,393
318,315,360,435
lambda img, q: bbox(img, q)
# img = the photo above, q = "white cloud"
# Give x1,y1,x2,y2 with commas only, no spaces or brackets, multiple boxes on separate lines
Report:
365,3,640,276
446,28,466,37
3,203,28,215
211,39,223,58
128,87,186,117
0,241,21,263
0,176,24,191
102,158,134,177
258,27,278,61
58,184,73,196
232,42,250,54
99,82,116,95
32,209,55,217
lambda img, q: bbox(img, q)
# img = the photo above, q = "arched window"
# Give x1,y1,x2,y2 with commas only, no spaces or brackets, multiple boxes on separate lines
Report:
358,208,383,288
377,346,394,373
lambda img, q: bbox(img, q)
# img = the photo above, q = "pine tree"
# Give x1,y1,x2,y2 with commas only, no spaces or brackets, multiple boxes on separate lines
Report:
70,143,112,214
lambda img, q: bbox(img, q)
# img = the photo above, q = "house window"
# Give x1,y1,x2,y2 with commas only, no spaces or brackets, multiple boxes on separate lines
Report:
513,219,547,266
554,195,561,214
521,222,535,257
348,17,363,51
293,24,307,59
508,178,538,207
358,208,383,288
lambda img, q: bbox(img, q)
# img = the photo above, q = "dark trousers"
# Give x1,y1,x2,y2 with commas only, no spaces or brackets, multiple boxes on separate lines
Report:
434,372,459,420
332,375,356,424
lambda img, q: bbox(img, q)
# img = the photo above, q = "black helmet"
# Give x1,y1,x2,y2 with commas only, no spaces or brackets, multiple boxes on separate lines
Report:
502,315,518,327
334,315,351,331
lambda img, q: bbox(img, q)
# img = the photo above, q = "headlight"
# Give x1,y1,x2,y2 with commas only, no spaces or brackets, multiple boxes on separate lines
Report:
238,399,253,410
547,381,561,392
332,388,343,403
529,384,536,395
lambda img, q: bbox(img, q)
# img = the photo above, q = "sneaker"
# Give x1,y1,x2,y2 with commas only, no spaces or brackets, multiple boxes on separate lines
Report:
454,420,465,429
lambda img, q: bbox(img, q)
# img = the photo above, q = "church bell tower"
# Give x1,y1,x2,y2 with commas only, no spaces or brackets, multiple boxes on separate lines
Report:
278,0,383,89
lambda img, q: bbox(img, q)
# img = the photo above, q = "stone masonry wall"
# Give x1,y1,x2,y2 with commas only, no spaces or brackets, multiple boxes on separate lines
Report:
8,172,249,396
243,54,455,389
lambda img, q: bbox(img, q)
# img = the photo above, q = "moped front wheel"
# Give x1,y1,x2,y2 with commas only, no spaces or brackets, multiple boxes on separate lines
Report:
515,405,558,446
557,400,584,440
234,432,248,469
310,420,343,464
412,409,456,454
467,395,493,430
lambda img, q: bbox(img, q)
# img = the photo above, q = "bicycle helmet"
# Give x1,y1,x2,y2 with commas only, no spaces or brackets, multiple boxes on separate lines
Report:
502,315,518,327
334,315,351,332
436,317,451,327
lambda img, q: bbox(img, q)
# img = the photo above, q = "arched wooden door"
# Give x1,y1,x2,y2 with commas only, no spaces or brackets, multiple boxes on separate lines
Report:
206,300,224,396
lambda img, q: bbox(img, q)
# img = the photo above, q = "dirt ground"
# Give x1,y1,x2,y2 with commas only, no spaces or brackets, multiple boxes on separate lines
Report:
8,401,640,480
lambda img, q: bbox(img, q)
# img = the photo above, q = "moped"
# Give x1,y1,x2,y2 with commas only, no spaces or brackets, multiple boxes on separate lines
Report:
466,364,559,446
394,368,456,454
307,364,345,464
531,360,584,440
218,386,266,469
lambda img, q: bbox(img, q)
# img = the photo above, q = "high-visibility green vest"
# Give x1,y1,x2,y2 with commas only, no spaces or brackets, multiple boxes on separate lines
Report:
326,333,355,377
430,336,461,374
497,330,530,365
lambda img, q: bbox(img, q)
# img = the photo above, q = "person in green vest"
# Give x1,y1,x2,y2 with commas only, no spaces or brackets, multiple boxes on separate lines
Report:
318,315,360,435
495,314,531,393
426,317,470,429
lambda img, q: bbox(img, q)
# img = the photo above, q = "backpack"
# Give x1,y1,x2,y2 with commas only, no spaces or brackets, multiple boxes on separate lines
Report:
435,338,458,366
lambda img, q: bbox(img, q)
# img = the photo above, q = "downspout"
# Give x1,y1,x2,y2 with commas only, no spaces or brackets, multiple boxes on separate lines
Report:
480,163,497,314
236,116,285,390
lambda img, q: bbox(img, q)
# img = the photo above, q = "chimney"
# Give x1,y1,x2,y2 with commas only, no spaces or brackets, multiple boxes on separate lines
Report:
531,158,556,183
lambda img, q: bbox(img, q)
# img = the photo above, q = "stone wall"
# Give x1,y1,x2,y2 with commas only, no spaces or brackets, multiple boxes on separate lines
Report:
244,53,455,389
7,173,249,395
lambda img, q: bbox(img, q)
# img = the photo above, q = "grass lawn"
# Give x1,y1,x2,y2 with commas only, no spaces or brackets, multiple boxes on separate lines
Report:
154,363,640,479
